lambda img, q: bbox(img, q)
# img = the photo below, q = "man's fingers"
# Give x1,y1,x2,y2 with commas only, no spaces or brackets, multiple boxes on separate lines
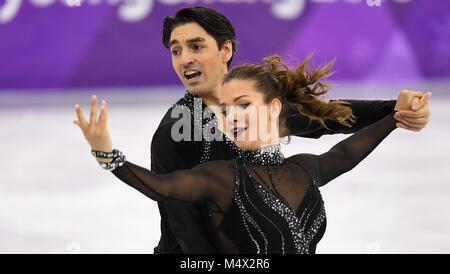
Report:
89,95,98,129
396,116,429,125
394,115,429,125
396,122,421,132
74,104,88,129
395,116,427,128
396,109,429,118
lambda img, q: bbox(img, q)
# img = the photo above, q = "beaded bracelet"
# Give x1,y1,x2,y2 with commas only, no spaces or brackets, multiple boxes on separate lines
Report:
98,154,126,171
91,149,121,159
92,149,126,171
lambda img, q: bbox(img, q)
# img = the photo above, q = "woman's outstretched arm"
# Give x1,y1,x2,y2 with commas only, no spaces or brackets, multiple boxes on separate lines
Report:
110,160,222,202
289,113,398,187
73,95,223,202
288,113,398,187
315,113,398,186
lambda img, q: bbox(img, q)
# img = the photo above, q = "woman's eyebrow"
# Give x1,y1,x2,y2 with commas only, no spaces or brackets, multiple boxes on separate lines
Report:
233,95,249,102
220,95,250,106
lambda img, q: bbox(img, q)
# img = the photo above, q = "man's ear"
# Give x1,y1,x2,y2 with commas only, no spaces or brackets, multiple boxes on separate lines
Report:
221,40,233,64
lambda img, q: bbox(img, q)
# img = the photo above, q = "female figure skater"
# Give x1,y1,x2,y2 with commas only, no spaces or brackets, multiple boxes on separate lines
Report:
73,55,428,254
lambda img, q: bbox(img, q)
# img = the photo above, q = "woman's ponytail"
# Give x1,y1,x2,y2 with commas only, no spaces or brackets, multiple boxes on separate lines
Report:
263,54,355,130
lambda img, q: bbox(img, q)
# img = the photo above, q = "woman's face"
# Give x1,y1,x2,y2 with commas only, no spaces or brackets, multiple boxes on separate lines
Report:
219,79,281,151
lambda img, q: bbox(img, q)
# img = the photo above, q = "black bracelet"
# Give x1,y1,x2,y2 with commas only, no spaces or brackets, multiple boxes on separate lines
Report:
91,149,120,159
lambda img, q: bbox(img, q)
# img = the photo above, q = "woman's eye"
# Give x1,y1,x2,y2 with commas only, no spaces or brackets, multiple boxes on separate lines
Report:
240,103,250,109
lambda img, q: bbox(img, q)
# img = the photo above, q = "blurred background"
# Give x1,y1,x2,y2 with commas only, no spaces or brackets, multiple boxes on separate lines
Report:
0,0,449,253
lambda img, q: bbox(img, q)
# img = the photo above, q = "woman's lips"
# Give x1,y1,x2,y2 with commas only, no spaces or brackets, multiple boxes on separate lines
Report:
232,127,247,139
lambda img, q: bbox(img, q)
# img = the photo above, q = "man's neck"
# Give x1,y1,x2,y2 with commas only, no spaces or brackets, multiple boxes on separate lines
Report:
202,94,220,107
188,88,220,107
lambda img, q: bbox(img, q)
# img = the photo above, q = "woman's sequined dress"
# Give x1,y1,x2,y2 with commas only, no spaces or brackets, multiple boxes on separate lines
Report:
111,114,397,253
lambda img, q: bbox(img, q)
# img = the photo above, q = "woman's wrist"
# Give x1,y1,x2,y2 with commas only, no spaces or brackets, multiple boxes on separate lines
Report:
91,148,126,171
97,157,113,163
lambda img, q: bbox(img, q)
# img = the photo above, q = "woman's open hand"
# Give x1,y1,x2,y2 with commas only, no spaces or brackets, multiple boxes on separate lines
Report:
73,95,113,159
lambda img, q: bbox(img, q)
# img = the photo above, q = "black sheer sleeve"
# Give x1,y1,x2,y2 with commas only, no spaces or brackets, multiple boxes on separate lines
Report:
111,160,227,203
289,112,397,187
287,99,396,138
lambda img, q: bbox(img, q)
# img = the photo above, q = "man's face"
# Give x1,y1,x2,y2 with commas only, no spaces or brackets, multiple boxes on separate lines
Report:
169,22,230,96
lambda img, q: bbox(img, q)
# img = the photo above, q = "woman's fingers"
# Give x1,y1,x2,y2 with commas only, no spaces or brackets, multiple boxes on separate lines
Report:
97,100,108,130
89,95,98,130
75,95,110,134
411,93,432,111
74,104,88,130
410,96,422,111
420,92,432,105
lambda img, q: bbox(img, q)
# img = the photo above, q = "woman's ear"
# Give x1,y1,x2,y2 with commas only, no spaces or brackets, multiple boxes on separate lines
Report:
270,98,282,117
221,40,233,64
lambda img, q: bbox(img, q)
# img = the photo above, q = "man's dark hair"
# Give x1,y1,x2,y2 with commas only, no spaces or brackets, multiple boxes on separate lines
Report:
162,6,237,68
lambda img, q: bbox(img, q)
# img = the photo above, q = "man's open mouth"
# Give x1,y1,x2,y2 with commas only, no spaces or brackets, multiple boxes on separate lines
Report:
231,127,247,139
184,70,202,81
